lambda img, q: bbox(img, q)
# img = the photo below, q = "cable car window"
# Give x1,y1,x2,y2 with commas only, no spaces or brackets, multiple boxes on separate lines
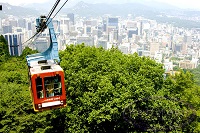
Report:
36,77,44,99
44,75,62,98
54,75,62,96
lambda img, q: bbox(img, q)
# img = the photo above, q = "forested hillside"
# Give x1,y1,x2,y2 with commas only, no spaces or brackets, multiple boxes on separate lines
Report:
0,36,200,132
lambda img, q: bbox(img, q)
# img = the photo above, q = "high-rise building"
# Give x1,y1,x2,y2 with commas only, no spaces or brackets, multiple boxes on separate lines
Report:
18,19,26,28
128,28,138,38
184,35,192,44
182,43,187,54
175,43,182,53
107,17,118,33
84,26,92,35
3,25,12,34
126,21,137,29
109,29,118,42
67,13,75,25
107,17,118,27
137,21,143,36
27,22,32,31
92,28,103,38
150,42,160,56
4,33,22,56
60,17,70,35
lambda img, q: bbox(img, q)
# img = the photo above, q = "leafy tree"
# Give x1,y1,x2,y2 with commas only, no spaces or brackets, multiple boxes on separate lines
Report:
59,44,197,132
0,49,54,133
189,66,200,86
0,44,199,132
0,35,9,62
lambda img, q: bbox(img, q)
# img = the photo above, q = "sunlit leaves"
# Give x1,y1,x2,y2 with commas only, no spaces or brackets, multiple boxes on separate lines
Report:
0,43,200,132
59,44,197,132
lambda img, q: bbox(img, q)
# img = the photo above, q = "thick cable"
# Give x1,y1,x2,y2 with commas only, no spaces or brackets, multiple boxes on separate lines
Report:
46,0,60,19
46,0,61,23
22,0,68,46
22,0,60,45
50,0,69,21
34,0,69,42
22,32,38,45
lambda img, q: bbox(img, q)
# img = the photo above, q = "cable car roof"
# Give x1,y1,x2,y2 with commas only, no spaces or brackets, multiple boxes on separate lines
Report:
29,60,63,75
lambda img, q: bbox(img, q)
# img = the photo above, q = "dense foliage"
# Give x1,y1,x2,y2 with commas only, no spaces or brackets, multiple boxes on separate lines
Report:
0,42,200,132
190,66,200,86
0,35,9,62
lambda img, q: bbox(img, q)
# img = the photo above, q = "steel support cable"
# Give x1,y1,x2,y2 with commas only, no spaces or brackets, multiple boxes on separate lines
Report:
50,0,69,21
46,0,61,23
35,0,61,36
22,32,39,45
23,0,69,46
22,0,61,45
34,0,69,42
46,0,60,18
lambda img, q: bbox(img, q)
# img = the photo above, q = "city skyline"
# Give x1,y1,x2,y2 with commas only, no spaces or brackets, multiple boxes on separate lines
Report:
1,0,200,9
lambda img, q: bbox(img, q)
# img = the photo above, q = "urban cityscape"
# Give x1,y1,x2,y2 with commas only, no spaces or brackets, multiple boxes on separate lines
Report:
1,1,200,74
2,0,200,132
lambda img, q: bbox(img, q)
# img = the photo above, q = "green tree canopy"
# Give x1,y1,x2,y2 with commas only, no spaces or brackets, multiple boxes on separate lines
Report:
0,35,9,62
0,44,199,132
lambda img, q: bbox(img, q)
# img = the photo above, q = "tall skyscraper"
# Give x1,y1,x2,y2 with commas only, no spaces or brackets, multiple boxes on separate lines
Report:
128,28,138,38
4,33,22,56
27,22,32,31
137,21,143,36
18,19,26,28
3,25,12,34
150,42,160,56
107,17,119,33
60,17,70,35
139,21,143,36
107,17,118,27
67,13,75,25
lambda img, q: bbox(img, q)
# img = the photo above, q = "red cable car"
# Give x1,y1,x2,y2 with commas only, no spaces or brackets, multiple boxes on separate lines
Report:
29,60,66,112
26,16,66,112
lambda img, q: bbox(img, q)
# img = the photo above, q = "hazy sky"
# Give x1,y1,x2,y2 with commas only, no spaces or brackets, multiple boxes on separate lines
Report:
1,0,200,9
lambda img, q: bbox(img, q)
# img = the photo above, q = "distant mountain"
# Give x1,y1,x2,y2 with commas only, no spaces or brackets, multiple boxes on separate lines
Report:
137,0,178,10
23,0,55,14
0,3,40,18
60,1,200,28
21,1,179,17
1,1,200,28
60,1,180,18
61,1,153,17
21,1,194,18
